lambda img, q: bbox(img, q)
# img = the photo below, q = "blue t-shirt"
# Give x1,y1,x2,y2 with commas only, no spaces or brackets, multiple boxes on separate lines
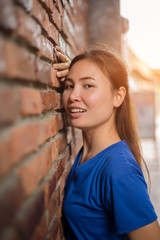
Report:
62,140,157,240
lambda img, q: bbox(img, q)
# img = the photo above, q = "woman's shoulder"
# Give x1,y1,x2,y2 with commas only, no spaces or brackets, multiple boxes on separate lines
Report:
101,140,143,181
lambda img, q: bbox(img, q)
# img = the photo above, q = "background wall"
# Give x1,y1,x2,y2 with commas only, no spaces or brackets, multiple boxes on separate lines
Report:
0,0,88,239
88,0,128,53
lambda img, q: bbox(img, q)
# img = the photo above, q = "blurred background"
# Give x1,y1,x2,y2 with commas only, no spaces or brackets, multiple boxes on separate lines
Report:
0,0,159,239
121,0,160,223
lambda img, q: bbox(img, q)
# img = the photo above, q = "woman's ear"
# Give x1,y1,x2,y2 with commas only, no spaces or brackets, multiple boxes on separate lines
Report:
113,87,126,107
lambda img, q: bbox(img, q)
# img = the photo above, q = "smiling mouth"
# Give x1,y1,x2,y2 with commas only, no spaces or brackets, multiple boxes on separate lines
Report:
70,108,86,113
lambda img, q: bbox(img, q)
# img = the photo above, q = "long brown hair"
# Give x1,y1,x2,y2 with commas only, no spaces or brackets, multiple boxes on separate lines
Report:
69,42,149,178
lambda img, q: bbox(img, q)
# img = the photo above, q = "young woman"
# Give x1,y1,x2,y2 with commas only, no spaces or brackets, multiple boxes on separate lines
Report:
53,43,160,240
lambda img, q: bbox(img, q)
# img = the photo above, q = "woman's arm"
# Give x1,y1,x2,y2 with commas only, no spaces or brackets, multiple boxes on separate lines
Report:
127,220,160,240
53,46,71,81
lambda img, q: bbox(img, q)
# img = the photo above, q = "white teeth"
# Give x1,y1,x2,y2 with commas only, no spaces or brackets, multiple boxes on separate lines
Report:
70,108,86,113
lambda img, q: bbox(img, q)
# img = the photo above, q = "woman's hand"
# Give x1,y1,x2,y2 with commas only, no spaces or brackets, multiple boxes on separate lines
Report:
53,46,71,81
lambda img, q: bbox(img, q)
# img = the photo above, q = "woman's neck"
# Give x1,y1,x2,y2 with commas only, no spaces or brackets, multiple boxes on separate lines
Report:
80,121,121,165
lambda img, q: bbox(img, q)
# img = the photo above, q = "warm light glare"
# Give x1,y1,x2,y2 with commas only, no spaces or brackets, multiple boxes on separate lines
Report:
121,0,160,69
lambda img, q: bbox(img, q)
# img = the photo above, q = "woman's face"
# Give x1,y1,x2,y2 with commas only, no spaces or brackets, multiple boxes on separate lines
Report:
62,59,119,130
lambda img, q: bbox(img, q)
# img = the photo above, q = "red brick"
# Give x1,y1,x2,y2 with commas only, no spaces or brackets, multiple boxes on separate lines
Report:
30,214,47,240
0,135,11,178
38,115,58,145
15,0,33,12
31,0,59,44
48,187,60,223
55,133,67,155
0,0,17,30
43,170,57,210
35,58,51,85
0,38,6,73
50,3,62,30
1,227,20,240
57,113,64,130
57,148,70,181
50,66,61,87
63,10,74,36
59,34,67,53
15,7,41,49
0,87,19,124
15,7,55,62
16,143,53,196
55,0,64,16
66,43,74,59
49,217,59,240
36,59,60,86
40,90,61,112
19,87,43,115
59,159,73,198
14,190,45,239
11,123,39,165
40,0,62,30
0,174,24,231
37,35,55,61
0,39,36,80
63,0,75,25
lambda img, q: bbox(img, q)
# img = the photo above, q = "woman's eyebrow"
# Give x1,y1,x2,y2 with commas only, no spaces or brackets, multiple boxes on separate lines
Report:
65,76,96,82
79,77,96,81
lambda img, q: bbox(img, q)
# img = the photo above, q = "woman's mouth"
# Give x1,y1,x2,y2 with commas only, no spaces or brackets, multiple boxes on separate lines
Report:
69,108,86,118
70,108,86,113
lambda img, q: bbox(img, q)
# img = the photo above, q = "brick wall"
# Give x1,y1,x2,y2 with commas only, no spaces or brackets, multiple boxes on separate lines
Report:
0,0,88,239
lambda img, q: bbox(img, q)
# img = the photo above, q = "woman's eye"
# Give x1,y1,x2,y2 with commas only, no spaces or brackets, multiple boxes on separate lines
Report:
64,84,73,89
84,84,93,88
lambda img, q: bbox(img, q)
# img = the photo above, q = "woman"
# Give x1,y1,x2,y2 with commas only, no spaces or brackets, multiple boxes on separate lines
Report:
53,43,160,240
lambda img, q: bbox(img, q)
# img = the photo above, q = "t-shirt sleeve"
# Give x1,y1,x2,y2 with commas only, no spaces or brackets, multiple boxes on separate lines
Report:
107,173,157,235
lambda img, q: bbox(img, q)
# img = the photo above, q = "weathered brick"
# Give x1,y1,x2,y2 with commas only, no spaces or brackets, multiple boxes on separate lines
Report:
37,35,55,61
38,115,58,145
1,227,20,240
50,66,61,87
66,43,75,60
30,213,47,240
57,148,70,181
40,0,62,30
35,58,51,85
15,7,41,49
19,87,43,115
36,59,60,86
11,123,39,165
15,0,33,12
14,190,45,240
55,133,67,155
0,39,36,80
49,217,60,240
50,3,62,30
16,144,53,196
48,168,59,199
0,174,24,231
0,0,88,239
63,0,75,25
0,135,11,178
0,87,19,125
41,90,61,112
55,0,64,16
48,187,60,223
0,0,17,30
59,34,66,53
31,0,59,44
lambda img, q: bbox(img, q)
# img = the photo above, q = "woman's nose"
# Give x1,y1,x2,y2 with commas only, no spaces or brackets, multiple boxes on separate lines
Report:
69,86,81,102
